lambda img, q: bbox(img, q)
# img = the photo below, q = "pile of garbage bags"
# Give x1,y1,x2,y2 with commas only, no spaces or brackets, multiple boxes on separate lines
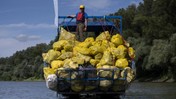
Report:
43,27,135,92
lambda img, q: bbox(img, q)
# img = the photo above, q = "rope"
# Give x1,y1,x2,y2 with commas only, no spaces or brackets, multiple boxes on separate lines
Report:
97,18,111,41
98,19,106,32
110,26,114,35
66,18,74,32
104,18,111,31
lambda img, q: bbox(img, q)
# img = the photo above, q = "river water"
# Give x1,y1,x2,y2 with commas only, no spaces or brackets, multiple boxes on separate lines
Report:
0,81,176,99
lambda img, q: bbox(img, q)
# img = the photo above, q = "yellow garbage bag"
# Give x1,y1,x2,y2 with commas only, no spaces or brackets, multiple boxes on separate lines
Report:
73,46,79,56
96,63,102,68
63,59,72,68
92,40,102,46
111,45,127,59
58,69,78,80
89,45,103,55
128,47,135,59
69,61,79,69
101,40,115,48
57,68,70,78
94,53,103,60
98,70,112,78
71,71,79,79
109,42,116,48
121,67,135,83
124,40,130,47
85,37,94,42
99,65,112,69
115,58,128,68
71,57,84,64
100,50,113,65
100,71,113,79
61,50,66,54
97,65,120,79
90,59,100,66
59,27,76,40
62,59,78,69
111,34,123,47
77,53,92,63
74,47,91,55
73,46,91,56
64,44,73,52
42,53,47,61
71,80,84,92
51,60,64,69
75,41,81,46
77,41,92,48
43,49,61,63
100,45,106,52
101,40,109,47
63,40,75,52
57,52,73,60
96,31,111,41
100,80,112,91
85,86,96,91
53,40,68,51
43,67,56,79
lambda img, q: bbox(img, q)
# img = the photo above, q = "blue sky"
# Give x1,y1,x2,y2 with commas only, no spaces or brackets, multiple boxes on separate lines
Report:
0,0,142,57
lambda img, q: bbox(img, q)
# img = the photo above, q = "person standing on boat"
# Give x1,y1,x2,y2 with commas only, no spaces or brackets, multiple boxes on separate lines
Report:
69,5,88,41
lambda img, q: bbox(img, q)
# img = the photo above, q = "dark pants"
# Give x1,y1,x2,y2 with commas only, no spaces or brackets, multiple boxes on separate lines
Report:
76,23,86,42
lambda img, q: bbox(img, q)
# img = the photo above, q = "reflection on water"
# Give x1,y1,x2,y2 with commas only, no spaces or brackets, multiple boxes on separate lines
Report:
125,82,176,99
0,82,56,99
0,81,176,99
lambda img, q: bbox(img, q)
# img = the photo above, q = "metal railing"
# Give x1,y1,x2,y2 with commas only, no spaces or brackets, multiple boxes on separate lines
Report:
58,16,123,34
56,67,128,94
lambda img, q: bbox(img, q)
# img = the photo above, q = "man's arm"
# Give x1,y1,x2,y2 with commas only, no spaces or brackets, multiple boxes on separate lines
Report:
84,13,88,31
67,15,76,18
84,18,88,31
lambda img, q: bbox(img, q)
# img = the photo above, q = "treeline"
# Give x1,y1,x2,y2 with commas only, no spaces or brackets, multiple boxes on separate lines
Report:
0,43,52,81
0,0,176,81
110,0,176,81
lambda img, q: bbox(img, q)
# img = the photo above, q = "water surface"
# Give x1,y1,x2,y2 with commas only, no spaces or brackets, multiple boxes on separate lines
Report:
0,81,176,99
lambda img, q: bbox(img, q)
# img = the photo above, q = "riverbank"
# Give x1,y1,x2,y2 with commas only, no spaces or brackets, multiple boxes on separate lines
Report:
23,77,44,82
136,77,176,83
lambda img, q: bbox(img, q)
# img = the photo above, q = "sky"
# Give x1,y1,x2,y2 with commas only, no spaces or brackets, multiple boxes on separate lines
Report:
0,0,143,58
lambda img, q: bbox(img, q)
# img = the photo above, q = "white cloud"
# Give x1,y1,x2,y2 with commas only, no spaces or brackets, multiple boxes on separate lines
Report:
0,23,57,39
15,34,41,42
0,23,57,57
0,38,50,57
28,35,40,40
130,1,140,6
130,0,143,6
15,34,28,42
0,23,56,29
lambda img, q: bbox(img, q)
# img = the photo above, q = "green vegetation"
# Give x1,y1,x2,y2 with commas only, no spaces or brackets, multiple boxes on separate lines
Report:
111,0,176,81
0,43,53,81
0,0,176,81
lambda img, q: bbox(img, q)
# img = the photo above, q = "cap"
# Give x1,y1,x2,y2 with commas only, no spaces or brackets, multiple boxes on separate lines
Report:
80,5,85,9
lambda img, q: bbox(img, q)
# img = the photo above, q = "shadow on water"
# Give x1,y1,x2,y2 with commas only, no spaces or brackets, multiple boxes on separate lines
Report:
57,82,176,99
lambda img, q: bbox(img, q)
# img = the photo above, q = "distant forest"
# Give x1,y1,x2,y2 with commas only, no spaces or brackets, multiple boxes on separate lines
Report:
0,0,176,81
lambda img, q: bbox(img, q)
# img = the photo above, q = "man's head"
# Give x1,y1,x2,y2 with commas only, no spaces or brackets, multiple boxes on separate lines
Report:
79,5,85,12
